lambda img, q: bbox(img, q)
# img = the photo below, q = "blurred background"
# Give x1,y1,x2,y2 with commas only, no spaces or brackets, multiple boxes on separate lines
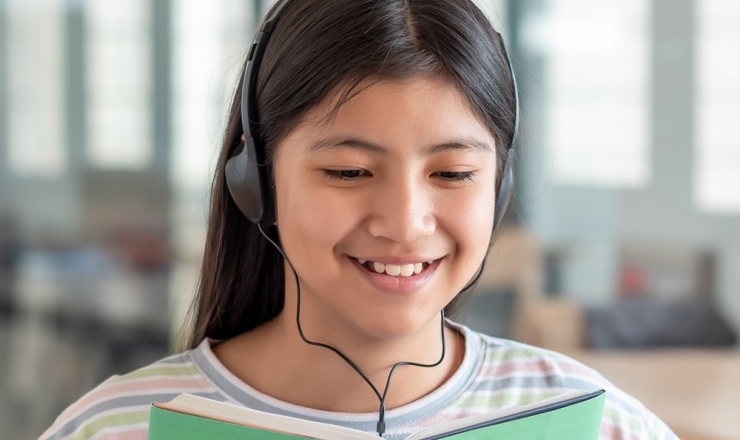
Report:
0,0,738,439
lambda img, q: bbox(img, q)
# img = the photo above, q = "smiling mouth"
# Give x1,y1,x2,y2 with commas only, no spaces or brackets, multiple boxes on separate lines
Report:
353,258,437,277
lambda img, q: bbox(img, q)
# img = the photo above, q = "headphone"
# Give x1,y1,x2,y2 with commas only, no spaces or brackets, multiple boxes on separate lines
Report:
223,4,519,434
226,0,519,229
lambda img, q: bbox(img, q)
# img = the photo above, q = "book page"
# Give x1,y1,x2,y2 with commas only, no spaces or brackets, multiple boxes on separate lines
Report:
156,394,380,440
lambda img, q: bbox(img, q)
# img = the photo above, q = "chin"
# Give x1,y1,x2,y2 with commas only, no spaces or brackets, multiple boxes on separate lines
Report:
351,308,443,342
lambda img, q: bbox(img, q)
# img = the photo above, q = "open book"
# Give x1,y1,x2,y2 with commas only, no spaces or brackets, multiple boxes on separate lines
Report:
148,389,605,440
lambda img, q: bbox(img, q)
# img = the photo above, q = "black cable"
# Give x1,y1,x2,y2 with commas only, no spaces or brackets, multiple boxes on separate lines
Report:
257,224,446,437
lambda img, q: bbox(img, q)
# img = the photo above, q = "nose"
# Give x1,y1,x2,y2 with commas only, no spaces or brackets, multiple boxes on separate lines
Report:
366,174,436,243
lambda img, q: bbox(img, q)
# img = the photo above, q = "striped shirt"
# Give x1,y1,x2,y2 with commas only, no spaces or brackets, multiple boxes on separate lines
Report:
40,322,678,440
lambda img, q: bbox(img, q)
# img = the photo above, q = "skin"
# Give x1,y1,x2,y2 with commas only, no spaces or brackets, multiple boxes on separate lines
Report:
214,75,497,413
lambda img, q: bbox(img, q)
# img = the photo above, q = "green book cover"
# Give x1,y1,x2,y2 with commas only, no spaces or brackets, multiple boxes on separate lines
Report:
148,390,605,440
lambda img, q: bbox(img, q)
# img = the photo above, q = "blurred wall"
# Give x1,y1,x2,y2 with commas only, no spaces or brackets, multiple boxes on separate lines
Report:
0,1,739,440
514,0,740,335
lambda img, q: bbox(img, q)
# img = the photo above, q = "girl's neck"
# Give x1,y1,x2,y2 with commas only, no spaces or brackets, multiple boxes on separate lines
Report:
212,309,465,413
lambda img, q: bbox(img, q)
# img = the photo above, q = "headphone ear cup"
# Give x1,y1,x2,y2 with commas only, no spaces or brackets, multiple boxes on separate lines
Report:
493,148,516,230
225,139,265,223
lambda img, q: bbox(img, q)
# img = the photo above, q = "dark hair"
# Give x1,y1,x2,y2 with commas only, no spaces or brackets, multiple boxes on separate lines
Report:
185,0,516,349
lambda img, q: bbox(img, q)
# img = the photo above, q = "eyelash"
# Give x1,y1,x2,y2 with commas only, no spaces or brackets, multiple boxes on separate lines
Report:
323,170,476,183
434,171,476,183
324,169,371,181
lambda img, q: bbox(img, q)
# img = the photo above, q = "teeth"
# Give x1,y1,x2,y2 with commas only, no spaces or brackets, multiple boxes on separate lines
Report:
364,260,434,277
428,260,434,265
385,264,401,276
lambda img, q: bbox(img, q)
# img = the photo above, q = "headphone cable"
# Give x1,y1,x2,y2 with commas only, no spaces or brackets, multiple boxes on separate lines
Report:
257,223,446,437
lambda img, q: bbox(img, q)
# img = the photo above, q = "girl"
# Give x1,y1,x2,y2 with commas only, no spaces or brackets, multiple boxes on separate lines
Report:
42,0,677,439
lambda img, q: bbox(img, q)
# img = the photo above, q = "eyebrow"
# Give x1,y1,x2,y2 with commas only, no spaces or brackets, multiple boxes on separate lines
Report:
307,136,494,156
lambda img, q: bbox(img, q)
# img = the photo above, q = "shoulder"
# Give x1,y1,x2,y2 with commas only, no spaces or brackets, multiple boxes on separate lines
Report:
459,328,678,440
39,348,219,440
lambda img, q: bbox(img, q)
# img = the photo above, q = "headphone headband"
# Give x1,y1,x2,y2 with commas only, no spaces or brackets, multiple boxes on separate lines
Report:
241,0,293,141
226,0,519,228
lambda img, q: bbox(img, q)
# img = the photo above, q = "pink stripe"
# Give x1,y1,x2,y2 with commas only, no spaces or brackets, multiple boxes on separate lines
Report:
479,359,603,381
600,421,633,440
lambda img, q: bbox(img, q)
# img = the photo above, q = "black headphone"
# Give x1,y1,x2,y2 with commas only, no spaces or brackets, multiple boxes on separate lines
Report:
225,0,519,229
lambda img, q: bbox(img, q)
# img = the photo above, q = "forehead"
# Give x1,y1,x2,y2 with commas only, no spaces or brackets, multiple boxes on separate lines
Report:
284,76,496,154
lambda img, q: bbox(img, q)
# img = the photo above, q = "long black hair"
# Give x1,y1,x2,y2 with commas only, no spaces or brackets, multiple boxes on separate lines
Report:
186,0,516,349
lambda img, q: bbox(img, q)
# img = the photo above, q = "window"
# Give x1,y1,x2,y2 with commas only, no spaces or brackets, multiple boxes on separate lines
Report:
524,0,651,187
170,0,252,190
7,0,67,177
695,1,740,214
86,0,152,169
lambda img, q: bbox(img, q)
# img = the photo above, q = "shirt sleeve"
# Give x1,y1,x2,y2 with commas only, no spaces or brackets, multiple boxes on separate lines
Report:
39,352,214,440
478,335,680,440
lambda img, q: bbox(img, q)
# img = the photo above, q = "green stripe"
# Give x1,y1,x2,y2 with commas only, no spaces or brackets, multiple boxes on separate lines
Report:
111,364,200,382
484,347,543,363
72,410,150,440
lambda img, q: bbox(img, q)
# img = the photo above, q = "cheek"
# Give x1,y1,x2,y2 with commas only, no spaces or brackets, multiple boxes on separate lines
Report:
298,196,359,237
275,182,363,258
440,186,496,259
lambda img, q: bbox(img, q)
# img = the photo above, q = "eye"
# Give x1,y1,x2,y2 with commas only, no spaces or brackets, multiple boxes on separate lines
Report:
433,171,476,183
324,169,371,181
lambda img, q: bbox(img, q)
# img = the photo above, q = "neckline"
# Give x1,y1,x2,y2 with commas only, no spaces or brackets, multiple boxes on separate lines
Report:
189,321,484,432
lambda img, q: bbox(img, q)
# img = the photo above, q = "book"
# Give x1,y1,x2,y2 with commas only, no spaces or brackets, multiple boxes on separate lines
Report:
148,389,605,440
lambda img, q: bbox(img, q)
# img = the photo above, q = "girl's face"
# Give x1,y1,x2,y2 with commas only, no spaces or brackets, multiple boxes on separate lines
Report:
273,76,497,341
